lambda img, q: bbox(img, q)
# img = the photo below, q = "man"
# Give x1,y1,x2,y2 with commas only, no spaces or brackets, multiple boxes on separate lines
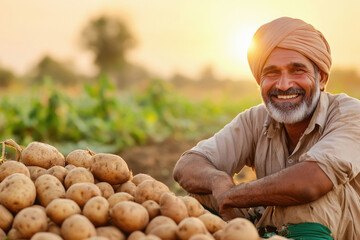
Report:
173,17,360,239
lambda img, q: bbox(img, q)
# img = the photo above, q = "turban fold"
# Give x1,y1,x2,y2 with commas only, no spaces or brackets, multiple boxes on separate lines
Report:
247,17,332,84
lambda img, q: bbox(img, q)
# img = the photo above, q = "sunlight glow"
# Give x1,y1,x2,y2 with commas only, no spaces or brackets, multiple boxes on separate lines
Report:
228,26,257,64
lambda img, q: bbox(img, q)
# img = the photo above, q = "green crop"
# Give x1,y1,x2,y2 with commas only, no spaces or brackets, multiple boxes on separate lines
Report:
0,77,261,155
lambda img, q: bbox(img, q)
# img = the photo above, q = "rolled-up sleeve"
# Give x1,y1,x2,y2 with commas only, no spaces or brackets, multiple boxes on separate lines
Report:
300,97,360,187
186,105,267,176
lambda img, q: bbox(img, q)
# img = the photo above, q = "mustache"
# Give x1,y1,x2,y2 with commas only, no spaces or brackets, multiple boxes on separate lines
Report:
268,88,305,97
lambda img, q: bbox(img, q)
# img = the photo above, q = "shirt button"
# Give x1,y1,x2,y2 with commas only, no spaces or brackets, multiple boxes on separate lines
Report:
288,159,294,164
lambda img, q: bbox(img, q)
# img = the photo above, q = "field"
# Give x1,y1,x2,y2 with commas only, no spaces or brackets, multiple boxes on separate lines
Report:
1,77,261,190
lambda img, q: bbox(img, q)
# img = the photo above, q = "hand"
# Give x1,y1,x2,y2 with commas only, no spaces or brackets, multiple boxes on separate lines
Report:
217,186,248,221
211,177,242,221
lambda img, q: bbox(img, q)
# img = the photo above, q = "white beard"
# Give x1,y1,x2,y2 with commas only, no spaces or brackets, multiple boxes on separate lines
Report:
263,78,320,124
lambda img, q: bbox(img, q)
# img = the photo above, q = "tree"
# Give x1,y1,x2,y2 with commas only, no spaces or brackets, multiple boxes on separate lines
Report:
28,55,84,86
81,15,137,76
0,66,16,88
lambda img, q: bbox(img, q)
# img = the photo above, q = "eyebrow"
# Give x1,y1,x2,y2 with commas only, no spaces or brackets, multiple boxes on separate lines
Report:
262,62,309,73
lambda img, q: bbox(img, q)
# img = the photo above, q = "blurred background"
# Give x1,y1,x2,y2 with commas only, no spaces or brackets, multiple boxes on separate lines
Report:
1,0,359,189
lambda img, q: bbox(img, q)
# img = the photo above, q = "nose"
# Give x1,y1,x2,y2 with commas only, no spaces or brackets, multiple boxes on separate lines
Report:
276,72,293,91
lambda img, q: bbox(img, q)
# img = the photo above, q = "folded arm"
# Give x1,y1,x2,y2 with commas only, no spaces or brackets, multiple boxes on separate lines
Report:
218,161,333,215
173,153,235,197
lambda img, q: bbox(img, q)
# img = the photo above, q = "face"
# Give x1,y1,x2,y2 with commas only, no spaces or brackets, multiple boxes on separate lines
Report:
260,48,325,124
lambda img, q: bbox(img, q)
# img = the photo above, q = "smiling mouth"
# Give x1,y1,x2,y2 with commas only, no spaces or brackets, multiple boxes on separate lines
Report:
276,94,299,99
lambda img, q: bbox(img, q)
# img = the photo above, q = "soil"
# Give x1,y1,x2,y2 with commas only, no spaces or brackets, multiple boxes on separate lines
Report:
119,138,196,194
119,138,256,195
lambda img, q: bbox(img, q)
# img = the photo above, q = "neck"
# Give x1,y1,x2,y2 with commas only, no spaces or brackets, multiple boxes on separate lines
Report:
284,117,311,153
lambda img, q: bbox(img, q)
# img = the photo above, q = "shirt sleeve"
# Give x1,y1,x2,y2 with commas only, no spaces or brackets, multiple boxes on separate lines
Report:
299,96,360,187
185,104,267,176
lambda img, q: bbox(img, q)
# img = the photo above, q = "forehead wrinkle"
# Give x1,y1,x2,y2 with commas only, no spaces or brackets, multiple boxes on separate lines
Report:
262,62,309,73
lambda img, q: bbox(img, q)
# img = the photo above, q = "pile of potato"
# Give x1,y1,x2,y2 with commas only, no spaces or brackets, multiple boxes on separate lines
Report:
0,141,285,240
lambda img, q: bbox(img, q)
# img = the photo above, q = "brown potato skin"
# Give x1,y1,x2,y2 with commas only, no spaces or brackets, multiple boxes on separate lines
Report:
0,173,36,213
90,153,130,185
135,179,170,204
110,201,149,233
65,182,101,208
176,217,208,240
160,192,189,224
22,142,65,168
96,226,126,240
46,165,68,184
0,203,13,231
142,200,160,219
64,167,94,189
66,149,92,168
13,206,48,239
96,182,115,199
31,232,63,240
198,213,226,234
145,215,177,234
35,174,66,207
0,160,30,182
83,196,109,226
46,198,81,224
61,214,96,240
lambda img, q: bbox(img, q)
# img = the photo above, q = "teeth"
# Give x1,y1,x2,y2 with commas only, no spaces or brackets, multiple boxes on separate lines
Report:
277,94,298,99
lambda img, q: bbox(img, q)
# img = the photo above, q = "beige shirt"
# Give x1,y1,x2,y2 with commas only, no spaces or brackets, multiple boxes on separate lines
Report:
185,92,360,239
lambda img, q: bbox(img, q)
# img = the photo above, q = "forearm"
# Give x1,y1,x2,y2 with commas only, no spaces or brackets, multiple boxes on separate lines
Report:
219,162,333,210
173,153,235,194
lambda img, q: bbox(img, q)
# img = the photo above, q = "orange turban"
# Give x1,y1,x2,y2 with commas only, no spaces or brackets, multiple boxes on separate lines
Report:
247,17,332,84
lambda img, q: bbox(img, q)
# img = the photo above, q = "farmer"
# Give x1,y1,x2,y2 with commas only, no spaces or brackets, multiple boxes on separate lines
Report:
173,17,360,239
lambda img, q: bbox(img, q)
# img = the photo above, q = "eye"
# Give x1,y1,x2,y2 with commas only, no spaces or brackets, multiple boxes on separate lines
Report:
263,70,279,78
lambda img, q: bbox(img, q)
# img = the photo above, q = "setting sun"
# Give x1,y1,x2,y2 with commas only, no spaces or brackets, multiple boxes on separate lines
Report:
228,26,257,64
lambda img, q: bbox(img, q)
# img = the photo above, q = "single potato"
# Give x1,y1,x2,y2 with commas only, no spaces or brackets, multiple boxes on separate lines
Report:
31,232,63,240
116,181,137,196
110,201,149,233
135,179,170,204
0,160,30,182
198,213,226,234
61,214,96,240
65,182,101,208
22,141,65,168
66,149,93,168
46,165,68,184
83,196,109,226
96,226,126,240
35,174,66,207
108,192,134,208
145,215,177,234
96,182,115,199
27,166,47,181
131,173,154,186
221,218,259,240
13,206,48,239
90,153,131,185
159,192,189,224
181,196,205,217
64,167,94,189
142,200,160,219
0,173,36,212
46,198,81,225
148,224,178,240
0,203,13,231
176,217,208,240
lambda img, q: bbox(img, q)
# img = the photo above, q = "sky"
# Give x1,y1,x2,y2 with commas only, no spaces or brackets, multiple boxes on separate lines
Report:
0,0,359,81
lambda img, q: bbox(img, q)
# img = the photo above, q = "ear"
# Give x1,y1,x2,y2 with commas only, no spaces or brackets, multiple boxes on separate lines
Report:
319,71,328,91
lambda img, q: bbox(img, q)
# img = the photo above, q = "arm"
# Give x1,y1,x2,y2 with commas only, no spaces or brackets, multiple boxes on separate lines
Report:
218,161,333,214
173,153,235,197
